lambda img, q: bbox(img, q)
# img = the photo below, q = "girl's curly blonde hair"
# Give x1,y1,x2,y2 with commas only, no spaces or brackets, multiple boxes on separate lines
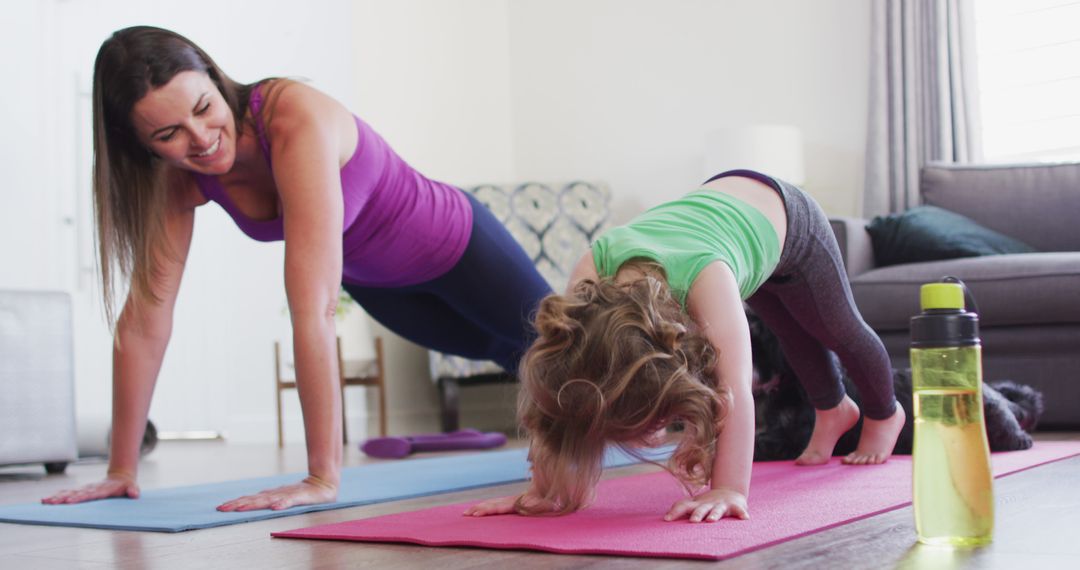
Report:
516,260,727,515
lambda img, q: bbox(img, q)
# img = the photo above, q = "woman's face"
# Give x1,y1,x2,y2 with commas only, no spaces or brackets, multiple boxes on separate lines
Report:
131,70,236,175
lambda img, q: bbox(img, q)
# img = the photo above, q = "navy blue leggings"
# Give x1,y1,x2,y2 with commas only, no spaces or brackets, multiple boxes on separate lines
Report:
342,192,552,375
707,170,898,420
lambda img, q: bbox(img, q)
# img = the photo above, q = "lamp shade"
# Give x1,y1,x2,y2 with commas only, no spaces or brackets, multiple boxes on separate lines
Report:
703,125,805,186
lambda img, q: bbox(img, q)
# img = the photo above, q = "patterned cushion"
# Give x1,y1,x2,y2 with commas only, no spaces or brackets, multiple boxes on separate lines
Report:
429,181,612,381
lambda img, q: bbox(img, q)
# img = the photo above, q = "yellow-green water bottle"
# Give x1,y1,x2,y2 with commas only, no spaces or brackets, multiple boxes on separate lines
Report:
910,277,994,546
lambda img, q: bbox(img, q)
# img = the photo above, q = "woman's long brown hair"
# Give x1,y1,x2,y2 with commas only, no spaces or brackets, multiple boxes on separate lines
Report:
92,26,265,324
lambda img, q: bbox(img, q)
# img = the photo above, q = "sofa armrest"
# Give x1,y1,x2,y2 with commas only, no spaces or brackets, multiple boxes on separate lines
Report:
829,216,875,278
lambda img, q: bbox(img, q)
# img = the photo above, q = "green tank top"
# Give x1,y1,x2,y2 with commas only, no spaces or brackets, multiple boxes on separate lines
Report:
591,189,782,306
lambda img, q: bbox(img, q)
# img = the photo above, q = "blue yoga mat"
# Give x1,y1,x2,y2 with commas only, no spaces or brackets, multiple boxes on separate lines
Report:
0,446,670,532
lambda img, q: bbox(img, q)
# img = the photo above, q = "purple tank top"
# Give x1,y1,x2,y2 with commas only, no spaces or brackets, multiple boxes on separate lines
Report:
194,85,472,287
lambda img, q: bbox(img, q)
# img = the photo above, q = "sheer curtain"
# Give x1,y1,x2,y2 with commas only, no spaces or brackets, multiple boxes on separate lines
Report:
863,0,983,216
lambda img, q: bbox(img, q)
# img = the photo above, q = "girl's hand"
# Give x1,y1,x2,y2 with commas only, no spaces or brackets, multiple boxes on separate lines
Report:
41,474,141,504
463,493,556,517
216,476,337,512
463,495,520,517
664,487,749,522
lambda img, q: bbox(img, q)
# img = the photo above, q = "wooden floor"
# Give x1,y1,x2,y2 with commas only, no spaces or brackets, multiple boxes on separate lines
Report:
1,432,1078,569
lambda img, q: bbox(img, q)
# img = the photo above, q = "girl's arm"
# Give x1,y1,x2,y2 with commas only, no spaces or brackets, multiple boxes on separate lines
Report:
217,82,349,512
665,260,755,522
43,172,201,505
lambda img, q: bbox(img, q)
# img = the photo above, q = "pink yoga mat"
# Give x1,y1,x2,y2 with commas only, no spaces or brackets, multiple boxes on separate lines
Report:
273,441,1080,560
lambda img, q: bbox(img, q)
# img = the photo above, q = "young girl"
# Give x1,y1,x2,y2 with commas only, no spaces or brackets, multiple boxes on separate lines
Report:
41,26,551,512
465,169,905,522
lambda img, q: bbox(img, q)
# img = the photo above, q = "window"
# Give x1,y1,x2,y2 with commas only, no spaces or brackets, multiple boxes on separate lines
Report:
973,0,1080,163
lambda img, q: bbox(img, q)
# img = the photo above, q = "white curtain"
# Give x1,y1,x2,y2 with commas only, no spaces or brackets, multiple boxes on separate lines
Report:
863,0,983,216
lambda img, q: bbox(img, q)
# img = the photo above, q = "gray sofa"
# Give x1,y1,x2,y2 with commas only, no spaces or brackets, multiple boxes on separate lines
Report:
831,162,1080,428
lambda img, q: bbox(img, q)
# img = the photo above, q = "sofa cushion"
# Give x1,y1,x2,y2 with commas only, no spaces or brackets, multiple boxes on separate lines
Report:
851,252,1080,331
921,162,1080,252
865,205,1036,267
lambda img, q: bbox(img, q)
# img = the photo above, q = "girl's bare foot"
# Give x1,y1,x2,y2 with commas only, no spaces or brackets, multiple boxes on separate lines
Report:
843,404,906,465
796,395,860,465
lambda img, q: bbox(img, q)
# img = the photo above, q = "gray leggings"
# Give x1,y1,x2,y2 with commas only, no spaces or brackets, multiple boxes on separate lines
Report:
706,170,897,420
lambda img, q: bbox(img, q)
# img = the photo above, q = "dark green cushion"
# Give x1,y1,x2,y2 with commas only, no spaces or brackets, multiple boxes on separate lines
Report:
866,205,1037,267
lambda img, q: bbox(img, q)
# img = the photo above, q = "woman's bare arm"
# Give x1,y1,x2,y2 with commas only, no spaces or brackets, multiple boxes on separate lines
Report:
44,173,201,504
216,82,348,512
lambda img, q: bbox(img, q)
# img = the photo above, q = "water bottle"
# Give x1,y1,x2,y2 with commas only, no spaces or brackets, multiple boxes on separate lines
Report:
910,277,994,546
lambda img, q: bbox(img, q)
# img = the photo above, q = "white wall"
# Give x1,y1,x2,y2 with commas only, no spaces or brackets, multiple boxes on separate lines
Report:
352,0,516,185
343,0,874,435
506,0,871,219
4,0,873,445
1,2,63,291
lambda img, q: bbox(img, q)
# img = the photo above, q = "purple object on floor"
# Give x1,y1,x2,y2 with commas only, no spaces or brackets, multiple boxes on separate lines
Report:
361,429,508,459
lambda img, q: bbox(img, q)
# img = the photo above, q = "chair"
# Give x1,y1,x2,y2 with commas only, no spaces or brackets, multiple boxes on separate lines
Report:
274,336,387,448
428,181,612,432
0,290,78,473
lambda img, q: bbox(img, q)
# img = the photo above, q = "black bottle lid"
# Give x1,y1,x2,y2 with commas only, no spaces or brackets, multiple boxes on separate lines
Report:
910,279,980,348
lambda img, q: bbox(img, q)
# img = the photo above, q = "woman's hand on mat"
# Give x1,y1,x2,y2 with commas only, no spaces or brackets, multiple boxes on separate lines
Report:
41,474,140,505
664,487,749,523
216,476,338,512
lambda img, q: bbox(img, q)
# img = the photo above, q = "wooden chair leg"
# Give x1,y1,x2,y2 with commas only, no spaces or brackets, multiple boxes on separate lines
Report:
375,337,387,436
439,377,460,433
274,342,284,449
336,336,348,445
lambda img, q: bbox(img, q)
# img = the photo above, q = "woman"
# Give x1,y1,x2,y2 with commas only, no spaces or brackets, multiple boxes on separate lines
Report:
42,26,551,512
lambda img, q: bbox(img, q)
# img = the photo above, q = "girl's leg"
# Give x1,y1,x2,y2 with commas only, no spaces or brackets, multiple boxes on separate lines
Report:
755,268,897,420
706,168,895,418
758,205,896,421
747,288,860,465
752,177,903,464
745,289,846,411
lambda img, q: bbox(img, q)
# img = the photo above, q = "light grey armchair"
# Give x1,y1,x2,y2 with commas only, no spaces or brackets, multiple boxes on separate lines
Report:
429,181,612,432
0,290,78,472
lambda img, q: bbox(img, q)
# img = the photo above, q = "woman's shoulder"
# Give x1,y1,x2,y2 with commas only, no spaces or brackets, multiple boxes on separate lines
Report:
258,79,352,131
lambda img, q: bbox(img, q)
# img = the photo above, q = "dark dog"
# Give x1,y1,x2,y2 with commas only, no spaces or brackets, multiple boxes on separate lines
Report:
748,310,1044,461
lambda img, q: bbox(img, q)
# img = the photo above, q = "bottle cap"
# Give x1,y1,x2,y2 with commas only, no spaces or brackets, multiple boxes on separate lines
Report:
912,282,979,347
920,283,965,311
